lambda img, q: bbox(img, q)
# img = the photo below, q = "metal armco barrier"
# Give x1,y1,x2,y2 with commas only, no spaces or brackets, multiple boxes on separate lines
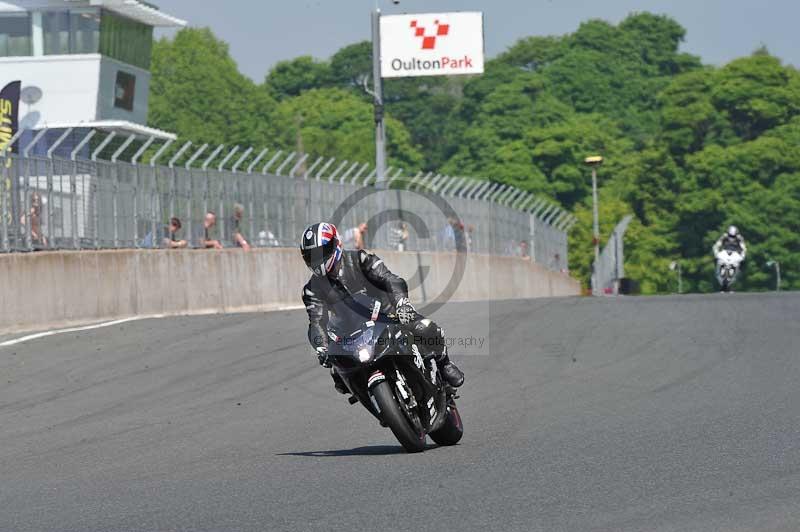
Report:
592,215,633,295
0,130,575,271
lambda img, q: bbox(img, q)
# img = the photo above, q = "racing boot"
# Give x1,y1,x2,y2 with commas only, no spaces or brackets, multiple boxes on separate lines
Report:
410,318,465,388
331,369,349,394
439,349,465,388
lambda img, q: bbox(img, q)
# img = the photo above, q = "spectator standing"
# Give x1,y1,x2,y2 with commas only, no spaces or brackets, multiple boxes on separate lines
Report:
228,203,251,251
554,253,567,273
466,224,475,252
193,211,223,249
519,240,530,260
20,191,47,248
440,218,455,250
161,217,188,249
343,222,368,250
389,222,409,252
453,219,467,252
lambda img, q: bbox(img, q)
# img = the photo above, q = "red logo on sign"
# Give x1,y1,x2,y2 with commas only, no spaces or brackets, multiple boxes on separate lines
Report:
410,19,449,50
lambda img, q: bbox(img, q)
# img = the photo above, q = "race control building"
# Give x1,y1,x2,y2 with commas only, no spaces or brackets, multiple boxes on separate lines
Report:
0,0,186,154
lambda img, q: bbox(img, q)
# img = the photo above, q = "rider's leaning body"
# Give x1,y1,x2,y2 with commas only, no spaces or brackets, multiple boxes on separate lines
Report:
299,222,464,392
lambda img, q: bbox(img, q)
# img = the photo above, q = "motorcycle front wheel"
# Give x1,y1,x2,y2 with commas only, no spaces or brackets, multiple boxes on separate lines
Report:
372,380,426,453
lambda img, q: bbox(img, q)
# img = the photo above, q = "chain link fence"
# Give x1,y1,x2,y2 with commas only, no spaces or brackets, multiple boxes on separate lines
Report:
1,131,575,272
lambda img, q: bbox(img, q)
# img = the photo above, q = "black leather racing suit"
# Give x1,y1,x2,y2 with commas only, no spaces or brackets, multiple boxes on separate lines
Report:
302,249,446,359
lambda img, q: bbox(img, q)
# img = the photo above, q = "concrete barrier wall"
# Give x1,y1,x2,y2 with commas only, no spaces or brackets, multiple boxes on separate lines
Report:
0,249,580,333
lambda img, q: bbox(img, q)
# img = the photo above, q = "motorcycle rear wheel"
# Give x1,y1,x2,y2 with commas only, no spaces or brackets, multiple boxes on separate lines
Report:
372,380,426,453
429,402,463,446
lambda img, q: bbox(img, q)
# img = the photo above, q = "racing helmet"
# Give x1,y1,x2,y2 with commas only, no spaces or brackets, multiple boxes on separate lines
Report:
727,225,739,237
300,222,342,276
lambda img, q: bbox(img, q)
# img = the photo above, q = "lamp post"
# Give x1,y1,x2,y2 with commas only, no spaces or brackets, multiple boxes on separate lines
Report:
369,5,387,189
367,2,390,248
670,260,683,294
766,259,781,292
585,155,604,295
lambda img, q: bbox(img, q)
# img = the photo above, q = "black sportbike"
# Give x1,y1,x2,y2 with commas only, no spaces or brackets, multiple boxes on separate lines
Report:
326,293,463,453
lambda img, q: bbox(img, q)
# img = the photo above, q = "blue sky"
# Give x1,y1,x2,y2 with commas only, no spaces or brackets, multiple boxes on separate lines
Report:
154,0,800,81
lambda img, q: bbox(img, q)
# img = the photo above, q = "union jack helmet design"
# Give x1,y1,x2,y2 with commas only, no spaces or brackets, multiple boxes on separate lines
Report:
300,222,343,276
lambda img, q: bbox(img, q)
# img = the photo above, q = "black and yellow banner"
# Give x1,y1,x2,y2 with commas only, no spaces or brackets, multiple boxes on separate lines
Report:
1,80,21,160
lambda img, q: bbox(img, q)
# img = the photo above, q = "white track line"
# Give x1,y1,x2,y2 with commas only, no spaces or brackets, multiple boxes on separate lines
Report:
0,315,164,348
0,305,307,348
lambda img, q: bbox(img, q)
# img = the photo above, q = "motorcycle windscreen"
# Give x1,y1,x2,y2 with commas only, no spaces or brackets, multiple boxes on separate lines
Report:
331,323,393,365
327,293,393,361
334,327,372,352
328,293,382,333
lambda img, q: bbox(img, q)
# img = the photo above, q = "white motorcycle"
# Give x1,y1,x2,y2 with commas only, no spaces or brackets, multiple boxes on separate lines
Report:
715,249,744,292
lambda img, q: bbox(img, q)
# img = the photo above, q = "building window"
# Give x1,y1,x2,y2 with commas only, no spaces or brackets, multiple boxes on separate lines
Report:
99,11,153,70
0,13,32,57
71,10,101,54
43,9,100,56
114,71,136,111
43,11,70,55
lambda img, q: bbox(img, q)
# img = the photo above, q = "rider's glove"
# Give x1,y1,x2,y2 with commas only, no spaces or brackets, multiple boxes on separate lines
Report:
316,346,331,368
396,297,417,325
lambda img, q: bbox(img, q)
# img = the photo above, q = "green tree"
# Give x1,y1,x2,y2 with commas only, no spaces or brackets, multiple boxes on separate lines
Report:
329,41,372,89
711,55,800,140
676,118,800,290
328,40,462,170
658,69,734,156
619,12,699,75
149,28,277,148
270,88,423,171
265,56,332,99
445,84,633,208
496,35,565,72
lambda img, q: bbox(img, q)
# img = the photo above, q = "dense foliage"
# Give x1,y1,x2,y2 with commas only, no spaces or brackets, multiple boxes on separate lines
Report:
149,15,800,293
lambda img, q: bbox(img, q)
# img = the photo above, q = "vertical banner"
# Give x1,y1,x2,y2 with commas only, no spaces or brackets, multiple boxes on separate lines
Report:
1,81,21,242
0,81,21,158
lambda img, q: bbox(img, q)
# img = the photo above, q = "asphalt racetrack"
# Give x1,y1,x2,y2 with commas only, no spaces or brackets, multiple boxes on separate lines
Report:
1,293,799,531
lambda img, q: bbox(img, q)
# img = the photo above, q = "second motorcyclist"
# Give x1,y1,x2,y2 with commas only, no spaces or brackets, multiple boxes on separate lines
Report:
713,225,747,258
713,225,747,289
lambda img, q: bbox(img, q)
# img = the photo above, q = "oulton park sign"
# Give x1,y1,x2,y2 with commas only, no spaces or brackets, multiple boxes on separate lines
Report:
380,12,485,78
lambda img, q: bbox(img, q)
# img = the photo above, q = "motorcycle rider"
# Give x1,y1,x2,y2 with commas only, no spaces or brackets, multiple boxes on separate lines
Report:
713,225,747,259
300,222,465,394
713,225,747,282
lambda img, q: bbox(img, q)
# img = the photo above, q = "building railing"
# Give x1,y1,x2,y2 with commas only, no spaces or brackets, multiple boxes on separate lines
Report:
1,129,576,272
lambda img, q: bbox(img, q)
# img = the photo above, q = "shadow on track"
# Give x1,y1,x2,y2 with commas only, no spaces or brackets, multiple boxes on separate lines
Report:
277,445,406,457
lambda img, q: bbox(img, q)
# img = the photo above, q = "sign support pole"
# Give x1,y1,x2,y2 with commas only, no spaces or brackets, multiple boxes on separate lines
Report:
371,8,387,190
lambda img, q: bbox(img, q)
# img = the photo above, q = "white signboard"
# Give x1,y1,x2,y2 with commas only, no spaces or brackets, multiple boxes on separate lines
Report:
380,12,484,78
